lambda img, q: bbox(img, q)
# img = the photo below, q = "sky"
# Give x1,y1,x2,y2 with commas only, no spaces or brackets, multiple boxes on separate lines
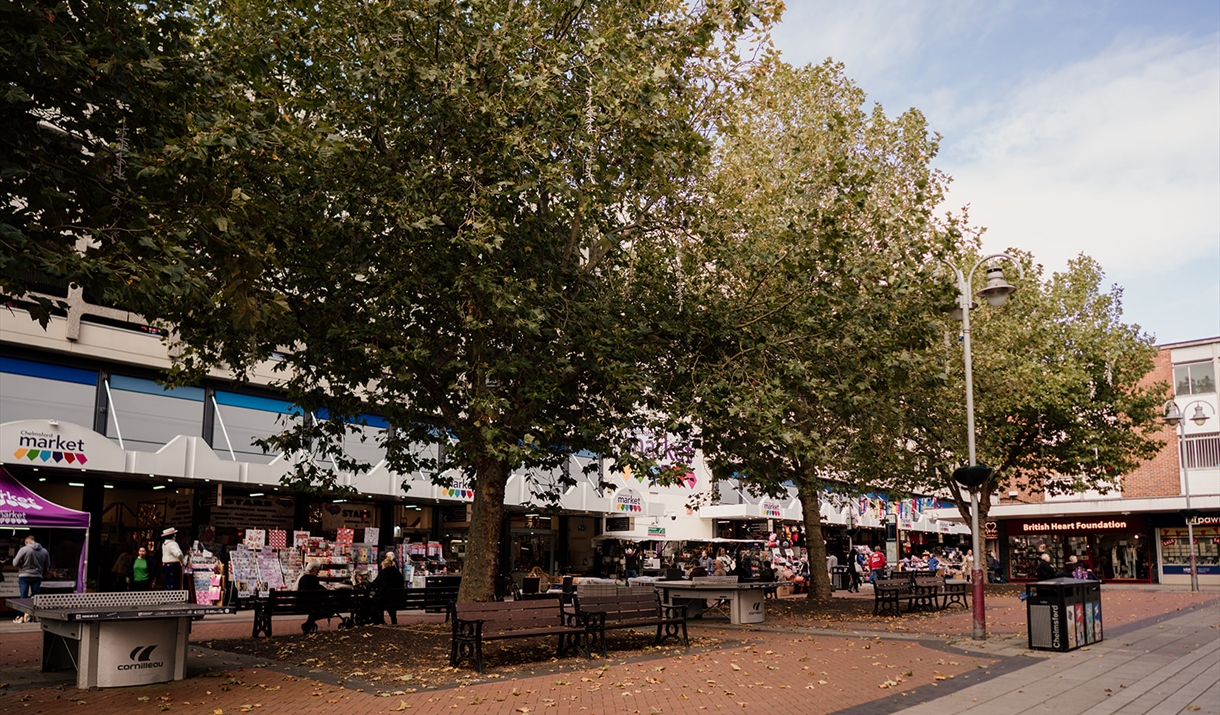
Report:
770,1,1220,345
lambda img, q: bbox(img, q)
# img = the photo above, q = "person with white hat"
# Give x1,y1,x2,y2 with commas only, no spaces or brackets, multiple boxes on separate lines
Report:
161,527,185,590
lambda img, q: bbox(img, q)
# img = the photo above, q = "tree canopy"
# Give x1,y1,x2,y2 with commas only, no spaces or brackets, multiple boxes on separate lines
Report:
1,0,209,322
658,59,955,600
129,0,779,601
901,252,1166,523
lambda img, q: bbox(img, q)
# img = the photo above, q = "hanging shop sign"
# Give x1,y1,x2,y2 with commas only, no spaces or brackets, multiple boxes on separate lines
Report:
647,525,666,538
612,488,645,514
761,500,783,519
984,521,999,539
605,517,632,532
321,502,375,531
1008,515,1143,534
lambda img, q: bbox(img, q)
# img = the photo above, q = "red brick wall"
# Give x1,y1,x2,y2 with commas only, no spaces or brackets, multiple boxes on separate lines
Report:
1121,347,1179,498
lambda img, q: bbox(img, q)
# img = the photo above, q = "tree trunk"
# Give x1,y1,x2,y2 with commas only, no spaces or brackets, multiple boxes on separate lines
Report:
796,475,833,603
458,457,508,603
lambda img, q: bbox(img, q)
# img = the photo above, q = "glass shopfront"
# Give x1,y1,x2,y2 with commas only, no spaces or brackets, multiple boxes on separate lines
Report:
1154,512,1220,582
1003,515,1151,582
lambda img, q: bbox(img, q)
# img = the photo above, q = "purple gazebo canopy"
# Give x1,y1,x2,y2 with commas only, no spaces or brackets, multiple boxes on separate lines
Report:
0,467,90,528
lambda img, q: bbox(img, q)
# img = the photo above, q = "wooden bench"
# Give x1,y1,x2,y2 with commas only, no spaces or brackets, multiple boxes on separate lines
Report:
450,599,588,673
252,589,357,637
572,591,688,657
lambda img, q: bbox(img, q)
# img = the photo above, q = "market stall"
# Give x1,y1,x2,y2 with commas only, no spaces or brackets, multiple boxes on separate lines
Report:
1,467,89,598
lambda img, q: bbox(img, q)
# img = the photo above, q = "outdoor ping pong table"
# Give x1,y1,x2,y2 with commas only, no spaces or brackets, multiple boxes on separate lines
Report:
8,590,234,688
653,579,782,624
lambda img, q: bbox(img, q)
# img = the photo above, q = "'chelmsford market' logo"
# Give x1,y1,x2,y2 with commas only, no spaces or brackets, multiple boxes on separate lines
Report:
614,489,644,513
761,500,782,518
443,477,474,500
117,645,164,671
14,430,87,465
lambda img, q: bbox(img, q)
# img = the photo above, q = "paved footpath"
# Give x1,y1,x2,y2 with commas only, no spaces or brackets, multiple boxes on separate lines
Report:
0,586,1214,715
889,596,1219,715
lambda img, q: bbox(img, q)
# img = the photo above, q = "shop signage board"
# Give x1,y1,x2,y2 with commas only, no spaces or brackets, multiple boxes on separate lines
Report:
441,476,475,501
1008,516,1143,534
201,492,294,531
605,517,632,532
760,500,782,518
321,502,375,531
2,420,127,473
647,525,666,538
612,488,645,514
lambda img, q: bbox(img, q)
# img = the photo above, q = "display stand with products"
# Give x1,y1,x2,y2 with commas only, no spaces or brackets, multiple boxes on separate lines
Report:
189,552,224,606
228,545,261,600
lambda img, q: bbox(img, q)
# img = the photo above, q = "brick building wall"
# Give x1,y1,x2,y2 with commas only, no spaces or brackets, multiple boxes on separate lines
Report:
1120,347,1179,498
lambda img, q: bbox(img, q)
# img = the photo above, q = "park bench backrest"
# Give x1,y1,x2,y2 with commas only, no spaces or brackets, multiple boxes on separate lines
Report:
875,578,910,590
268,588,353,609
577,592,661,622
32,591,188,609
454,599,565,633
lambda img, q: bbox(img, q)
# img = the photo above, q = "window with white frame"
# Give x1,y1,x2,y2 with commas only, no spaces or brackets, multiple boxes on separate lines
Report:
1180,433,1220,470
1174,361,1216,396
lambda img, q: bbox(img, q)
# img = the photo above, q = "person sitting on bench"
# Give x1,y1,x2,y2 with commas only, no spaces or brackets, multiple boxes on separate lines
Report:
297,563,325,633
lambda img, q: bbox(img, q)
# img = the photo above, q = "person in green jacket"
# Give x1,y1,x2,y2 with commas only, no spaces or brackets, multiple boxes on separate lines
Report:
130,546,154,590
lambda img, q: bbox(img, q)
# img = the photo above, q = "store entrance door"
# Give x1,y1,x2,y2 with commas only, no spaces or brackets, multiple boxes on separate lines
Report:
510,530,556,575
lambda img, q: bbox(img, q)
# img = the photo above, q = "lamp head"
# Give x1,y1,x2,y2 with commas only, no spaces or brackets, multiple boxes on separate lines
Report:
1162,401,1182,427
1190,403,1210,426
977,267,1018,307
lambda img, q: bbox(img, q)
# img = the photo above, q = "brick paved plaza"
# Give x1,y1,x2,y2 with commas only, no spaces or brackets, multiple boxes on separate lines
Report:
1,586,1214,715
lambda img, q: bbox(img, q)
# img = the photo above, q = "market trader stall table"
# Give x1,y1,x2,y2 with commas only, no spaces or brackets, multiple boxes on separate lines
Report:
653,579,781,624
8,590,235,689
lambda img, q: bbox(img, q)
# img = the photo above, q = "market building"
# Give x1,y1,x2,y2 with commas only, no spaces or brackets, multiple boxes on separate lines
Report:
2,284,971,599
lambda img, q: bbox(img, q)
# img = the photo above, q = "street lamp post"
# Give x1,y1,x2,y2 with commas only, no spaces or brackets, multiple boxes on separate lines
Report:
1162,399,1214,592
939,253,1023,641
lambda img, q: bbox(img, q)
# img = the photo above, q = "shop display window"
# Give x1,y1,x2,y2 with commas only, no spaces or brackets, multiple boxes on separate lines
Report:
1094,534,1150,580
1161,527,1220,567
1006,534,1064,580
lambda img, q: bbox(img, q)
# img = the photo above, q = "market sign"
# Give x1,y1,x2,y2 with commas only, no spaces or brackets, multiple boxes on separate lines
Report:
0,420,127,473
441,476,475,501
612,488,644,513
761,500,782,518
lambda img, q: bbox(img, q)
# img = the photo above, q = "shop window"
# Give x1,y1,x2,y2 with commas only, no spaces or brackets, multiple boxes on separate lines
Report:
1174,362,1216,396
1006,534,1064,580
106,375,203,451
1160,527,1220,568
0,357,97,426
1094,533,1149,580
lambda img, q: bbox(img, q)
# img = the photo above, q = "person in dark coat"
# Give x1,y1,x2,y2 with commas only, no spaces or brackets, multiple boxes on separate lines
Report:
371,554,403,625
1034,553,1058,581
296,563,326,633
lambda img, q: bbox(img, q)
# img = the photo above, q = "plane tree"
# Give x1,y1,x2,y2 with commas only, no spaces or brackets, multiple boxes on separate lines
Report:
137,0,780,602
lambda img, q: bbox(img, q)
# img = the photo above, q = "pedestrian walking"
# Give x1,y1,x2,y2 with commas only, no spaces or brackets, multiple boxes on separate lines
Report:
12,534,51,622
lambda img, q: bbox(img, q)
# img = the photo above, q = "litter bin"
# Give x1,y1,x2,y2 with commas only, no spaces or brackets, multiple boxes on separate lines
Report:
831,566,850,591
1026,577,1103,652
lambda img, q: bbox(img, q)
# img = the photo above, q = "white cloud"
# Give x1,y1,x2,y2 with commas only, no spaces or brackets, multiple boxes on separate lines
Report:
944,34,1220,279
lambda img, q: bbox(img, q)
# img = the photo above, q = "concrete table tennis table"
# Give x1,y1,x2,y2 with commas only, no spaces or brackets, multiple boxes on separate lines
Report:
653,578,781,624
8,590,234,688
